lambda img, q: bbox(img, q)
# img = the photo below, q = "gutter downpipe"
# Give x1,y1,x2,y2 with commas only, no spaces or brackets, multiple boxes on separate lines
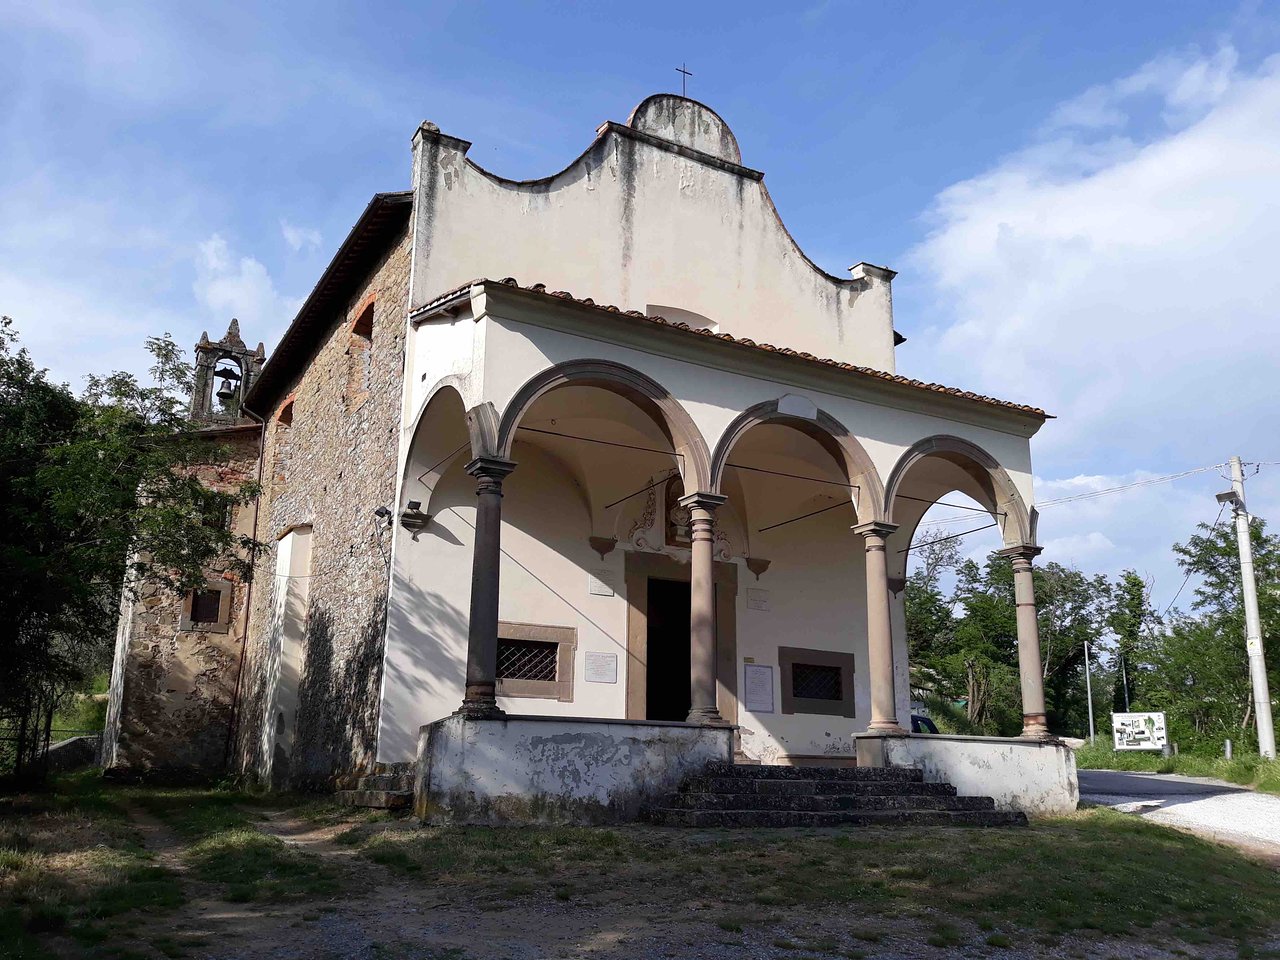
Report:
222,402,268,776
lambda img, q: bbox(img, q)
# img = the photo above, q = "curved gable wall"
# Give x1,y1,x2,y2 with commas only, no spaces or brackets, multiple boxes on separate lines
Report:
408,96,897,373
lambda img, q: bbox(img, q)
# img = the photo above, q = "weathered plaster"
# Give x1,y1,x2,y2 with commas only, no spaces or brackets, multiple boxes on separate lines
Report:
102,430,259,779
416,714,733,823
854,732,1079,816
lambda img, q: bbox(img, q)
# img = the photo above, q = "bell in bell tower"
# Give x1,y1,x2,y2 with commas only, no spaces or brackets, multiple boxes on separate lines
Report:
190,318,266,424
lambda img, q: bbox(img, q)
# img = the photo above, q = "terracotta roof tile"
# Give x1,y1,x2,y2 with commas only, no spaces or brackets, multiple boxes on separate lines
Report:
421,278,1049,420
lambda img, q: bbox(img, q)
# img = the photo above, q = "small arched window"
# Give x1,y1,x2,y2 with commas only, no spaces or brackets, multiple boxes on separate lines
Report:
346,302,374,403
273,398,295,485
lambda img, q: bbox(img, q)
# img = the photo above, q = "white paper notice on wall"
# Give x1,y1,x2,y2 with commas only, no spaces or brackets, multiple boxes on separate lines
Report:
746,588,770,611
588,569,615,597
743,663,774,713
584,651,618,684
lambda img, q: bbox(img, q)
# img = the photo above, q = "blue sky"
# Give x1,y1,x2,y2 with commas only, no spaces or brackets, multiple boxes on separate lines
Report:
3,1,1279,612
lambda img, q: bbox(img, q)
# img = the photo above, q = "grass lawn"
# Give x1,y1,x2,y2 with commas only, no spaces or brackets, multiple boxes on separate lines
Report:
1075,741,1280,793
3,773,1280,958
335,809,1280,953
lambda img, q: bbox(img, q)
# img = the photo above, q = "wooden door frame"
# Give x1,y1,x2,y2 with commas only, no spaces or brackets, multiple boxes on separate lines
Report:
623,551,738,725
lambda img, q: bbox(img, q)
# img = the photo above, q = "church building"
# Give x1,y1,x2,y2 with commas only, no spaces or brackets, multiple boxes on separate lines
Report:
104,96,1077,820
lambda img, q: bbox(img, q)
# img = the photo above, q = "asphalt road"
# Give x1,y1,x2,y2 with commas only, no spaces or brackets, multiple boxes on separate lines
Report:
1079,768,1280,856
1078,769,1248,798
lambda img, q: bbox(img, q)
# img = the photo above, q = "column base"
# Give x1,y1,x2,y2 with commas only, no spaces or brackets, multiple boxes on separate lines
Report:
867,720,908,735
686,706,729,726
1020,713,1051,739
456,698,507,720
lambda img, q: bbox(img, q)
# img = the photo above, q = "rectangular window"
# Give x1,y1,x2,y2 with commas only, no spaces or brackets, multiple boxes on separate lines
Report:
190,589,222,623
791,662,842,702
497,638,559,682
494,621,576,701
180,580,233,633
778,646,855,718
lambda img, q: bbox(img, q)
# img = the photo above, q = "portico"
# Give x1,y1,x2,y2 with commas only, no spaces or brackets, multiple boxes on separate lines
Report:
380,275,1063,820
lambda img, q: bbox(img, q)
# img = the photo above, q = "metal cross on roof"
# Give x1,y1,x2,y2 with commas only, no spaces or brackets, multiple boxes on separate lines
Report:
676,63,693,97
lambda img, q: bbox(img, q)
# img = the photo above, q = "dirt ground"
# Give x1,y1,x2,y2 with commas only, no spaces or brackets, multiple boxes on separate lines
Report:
83,806,1277,960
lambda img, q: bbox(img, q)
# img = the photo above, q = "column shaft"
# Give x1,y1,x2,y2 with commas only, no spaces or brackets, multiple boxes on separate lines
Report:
1000,546,1050,738
682,493,727,725
459,456,516,718
855,521,905,733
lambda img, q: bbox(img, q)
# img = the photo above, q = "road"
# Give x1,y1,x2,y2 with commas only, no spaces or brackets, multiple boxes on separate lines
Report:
1079,769,1280,858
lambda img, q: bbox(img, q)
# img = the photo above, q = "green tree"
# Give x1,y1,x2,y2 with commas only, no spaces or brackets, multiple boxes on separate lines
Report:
1138,518,1280,751
1107,569,1157,712
0,319,258,778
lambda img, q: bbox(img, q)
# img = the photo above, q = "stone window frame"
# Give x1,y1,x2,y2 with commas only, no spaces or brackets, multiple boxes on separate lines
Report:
495,621,576,702
179,579,233,634
778,646,855,718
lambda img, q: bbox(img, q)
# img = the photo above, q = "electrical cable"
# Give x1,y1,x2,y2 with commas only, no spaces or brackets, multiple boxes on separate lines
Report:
1160,501,1228,618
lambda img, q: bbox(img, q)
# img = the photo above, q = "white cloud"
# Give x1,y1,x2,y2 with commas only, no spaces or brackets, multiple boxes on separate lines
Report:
281,220,322,253
907,46,1280,606
193,235,298,348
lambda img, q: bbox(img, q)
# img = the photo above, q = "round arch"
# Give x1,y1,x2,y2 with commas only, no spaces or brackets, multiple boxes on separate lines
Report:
401,382,500,519
494,359,712,491
708,399,885,523
883,435,1035,548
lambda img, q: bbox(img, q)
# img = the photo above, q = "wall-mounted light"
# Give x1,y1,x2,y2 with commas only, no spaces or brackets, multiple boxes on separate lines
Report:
400,500,429,537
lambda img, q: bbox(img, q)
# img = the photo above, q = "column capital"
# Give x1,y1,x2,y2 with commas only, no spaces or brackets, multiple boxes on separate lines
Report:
852,520,899,539
465,456,517,481
678,491,728,513
997,544,1043,563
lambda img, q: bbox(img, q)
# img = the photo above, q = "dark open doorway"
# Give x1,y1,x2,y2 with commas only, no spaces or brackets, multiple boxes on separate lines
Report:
645,577,691,721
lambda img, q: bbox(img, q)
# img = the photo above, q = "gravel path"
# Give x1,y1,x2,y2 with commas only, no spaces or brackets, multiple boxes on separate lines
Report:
1080,769,1280,859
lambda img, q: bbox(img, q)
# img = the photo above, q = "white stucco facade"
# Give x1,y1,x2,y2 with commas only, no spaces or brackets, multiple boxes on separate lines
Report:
373,95,1052,778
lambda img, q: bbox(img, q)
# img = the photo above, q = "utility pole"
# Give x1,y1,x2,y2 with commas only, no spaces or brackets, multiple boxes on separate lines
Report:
1217,457,1276,759
1083,637,1096,743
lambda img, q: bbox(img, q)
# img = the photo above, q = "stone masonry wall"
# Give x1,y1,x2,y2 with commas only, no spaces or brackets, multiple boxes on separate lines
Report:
234,227,411,789
102,428,261,779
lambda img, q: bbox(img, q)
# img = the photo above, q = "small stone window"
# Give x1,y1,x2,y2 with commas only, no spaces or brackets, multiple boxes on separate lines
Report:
495,621,576,702
273,399,295,485
180,580,233,633
346,302,374,403
778,646,855,718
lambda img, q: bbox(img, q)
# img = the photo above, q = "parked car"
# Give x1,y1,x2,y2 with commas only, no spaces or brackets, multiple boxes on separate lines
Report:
910,714,939,734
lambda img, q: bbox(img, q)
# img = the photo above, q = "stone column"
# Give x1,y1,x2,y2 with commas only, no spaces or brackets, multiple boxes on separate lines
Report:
458,456,517,719
854,521,905,733
998,545,1050,738
681,492,728,725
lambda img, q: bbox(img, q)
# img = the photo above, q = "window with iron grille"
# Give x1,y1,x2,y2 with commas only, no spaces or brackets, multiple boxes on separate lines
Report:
495,622,576,701
791,662,842,702
497,638,559,682
778,646,855,717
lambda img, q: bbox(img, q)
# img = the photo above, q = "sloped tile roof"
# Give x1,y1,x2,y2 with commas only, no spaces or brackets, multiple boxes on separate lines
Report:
421,277,1049,420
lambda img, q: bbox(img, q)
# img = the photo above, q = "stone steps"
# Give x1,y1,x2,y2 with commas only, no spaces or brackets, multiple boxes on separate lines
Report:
646,808,1027,828
645,762,1025,829
335,788,411,810
700,761,923,782
335,763,415,811
681,777,957,796
660,792,995,812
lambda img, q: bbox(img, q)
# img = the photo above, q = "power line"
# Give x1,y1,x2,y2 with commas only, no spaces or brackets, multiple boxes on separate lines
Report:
1161,501,1228,618
1038,464,1223,507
